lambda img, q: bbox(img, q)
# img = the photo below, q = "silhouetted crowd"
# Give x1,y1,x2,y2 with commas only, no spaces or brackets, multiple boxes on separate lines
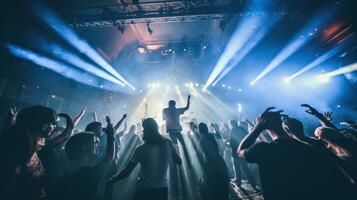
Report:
0,95,357,200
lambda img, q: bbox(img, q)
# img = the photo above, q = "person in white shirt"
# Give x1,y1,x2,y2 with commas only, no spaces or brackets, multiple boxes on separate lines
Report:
109,118,182,200
162,95,192,167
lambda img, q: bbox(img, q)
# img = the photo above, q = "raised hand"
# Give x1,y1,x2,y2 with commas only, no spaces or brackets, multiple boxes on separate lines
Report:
255,107,284,131
324,112,333,122
104,116,114,136
301,104,320,116
9,107,18,118
58,113,74,130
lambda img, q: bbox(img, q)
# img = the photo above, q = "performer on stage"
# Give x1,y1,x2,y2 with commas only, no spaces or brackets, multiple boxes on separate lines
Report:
162,95,191,165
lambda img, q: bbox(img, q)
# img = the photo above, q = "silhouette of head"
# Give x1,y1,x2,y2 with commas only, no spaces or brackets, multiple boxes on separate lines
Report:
16,105,57,138
314,126,341,141
168,100,176,108
65,132,97,162
85,122,102,137
142,118,162,143
199,122,209,135
282,117,304,138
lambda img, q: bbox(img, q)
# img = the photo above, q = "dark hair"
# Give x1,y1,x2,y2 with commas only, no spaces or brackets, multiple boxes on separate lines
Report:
65,132,96,161
142,118,164,144
199,122,209,135
168,100,176,107
16,105,57,133
85,122,102,133
283,117,304,138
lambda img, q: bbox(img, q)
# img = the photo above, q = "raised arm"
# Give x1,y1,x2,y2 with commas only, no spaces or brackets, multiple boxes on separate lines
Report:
185,95,191,110
72,107,86,127
301,104,336,129
114,114,127,132
92,111,98,122
103,116,115,161
237,107,280,159
45,113,74,148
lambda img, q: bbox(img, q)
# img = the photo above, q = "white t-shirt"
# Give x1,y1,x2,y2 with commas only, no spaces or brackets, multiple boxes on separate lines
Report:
162,107,187,132
131,138,179,190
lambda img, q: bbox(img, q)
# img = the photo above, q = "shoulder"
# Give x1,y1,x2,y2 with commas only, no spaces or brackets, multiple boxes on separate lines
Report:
244,142,271,163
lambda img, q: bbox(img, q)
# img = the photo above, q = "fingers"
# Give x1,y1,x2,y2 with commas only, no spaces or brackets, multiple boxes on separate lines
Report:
105,116,111,124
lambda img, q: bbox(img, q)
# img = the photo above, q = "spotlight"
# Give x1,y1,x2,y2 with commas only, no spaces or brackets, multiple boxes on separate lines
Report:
185,83,189,87
283,77,291,84
222,84,226,88
228,86,232,90
148,84,152,88
195,83,199,87
238,103,242,113
32,3,135,90
189,82,194,87
250,6,335,85
238,88,243,92
315,75,330,83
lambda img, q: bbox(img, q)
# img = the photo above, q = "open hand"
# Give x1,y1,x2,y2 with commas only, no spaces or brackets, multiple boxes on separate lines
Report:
323,112,333,122
255,107,284,131
301,104,320,116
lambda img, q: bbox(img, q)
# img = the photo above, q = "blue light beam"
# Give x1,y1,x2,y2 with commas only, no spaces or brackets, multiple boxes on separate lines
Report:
6,44,121,91
250,6,335,85
31,3,135,90
203,1,269,90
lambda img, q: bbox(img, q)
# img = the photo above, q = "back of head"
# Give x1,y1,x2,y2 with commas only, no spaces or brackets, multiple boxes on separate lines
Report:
65,132,96,162
16,105,57,136
314,126,342,141
168,100,176,108
199,122,209,135
282,117,304,138
85,122,102,136
142,118,163,144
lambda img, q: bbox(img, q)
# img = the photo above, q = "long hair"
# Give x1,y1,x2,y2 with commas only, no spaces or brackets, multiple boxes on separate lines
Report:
142,118,164,144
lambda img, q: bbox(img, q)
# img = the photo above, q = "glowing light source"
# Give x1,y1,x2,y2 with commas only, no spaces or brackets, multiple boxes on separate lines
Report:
288,41,350,80
238,103,242,113
203,0,272,90
250,6,335,85
316,63,357,83
32,3,135,90
6,44,119,90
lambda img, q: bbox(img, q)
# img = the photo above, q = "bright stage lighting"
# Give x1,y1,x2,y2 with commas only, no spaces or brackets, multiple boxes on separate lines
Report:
195,83,199,87
283,77,291,84
237,103,242,113
250,6,335,85
288,41,351,80
203,1,272,90
189,82,194,87
317,63,357,82
212,17,279,86
315,75,330,83
6,44,119,90
32,3,135,90
44,42,124,86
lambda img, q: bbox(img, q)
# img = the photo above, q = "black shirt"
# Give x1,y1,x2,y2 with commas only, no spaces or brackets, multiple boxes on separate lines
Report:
245,139,355,200
230,127,247,157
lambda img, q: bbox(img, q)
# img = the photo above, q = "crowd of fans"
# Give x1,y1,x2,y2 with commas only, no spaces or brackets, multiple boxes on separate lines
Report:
0,95,357,200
